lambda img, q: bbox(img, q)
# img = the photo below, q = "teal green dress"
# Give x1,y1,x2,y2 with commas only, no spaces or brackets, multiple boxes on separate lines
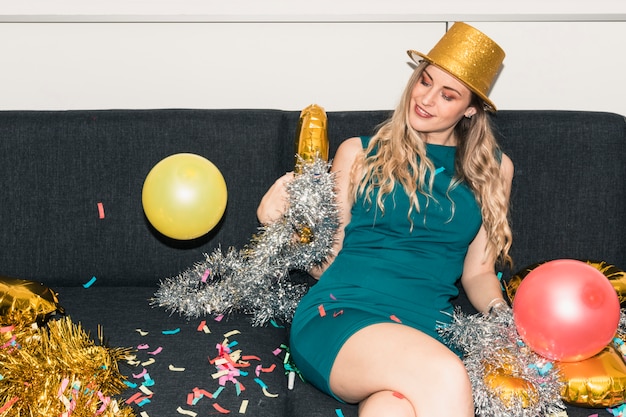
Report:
289,137,483,401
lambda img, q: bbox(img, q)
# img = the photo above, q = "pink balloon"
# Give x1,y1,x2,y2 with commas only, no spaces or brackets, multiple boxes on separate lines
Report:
513,259,621,362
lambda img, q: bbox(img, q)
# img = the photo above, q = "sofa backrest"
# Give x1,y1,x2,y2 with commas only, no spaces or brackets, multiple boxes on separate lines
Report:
0,109,624,287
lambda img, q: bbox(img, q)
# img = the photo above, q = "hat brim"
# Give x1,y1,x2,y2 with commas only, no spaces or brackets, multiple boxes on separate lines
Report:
408,50,497,112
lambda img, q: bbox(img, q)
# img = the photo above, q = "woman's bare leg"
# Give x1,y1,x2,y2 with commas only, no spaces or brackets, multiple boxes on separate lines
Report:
329,323,473,417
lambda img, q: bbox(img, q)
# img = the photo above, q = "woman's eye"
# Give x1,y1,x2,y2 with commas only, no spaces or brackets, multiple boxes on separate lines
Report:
442,94,453,101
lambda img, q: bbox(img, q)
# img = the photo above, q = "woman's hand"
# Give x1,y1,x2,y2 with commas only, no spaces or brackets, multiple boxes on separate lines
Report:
257,172,295,225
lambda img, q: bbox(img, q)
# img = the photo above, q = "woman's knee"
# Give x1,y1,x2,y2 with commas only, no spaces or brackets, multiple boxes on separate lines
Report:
359,390,416,417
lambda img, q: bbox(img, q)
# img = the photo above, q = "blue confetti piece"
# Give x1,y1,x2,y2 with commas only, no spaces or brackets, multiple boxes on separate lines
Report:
434,167,445,176
161,328,180,335
83,276,97,288
137,398,151,407
335,409,345,417
497,271,504,291
270,319,285,328
254,377,268,389
123,381,137,389
212,386,225,398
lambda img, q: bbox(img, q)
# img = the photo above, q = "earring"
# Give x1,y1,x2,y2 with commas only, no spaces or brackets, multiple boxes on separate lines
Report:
465,114,473,119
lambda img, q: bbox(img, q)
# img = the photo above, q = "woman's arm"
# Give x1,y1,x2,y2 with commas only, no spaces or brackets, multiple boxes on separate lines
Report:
461,153,514,313
256,137,364,279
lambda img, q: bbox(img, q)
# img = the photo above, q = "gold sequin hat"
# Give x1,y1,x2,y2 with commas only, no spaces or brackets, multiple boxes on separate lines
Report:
407,22,505,111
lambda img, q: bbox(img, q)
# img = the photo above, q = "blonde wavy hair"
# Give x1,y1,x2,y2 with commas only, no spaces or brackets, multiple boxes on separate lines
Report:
351,62,512,266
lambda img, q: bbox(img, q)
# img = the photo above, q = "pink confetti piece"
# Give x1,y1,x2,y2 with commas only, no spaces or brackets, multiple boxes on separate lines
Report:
97,202,105,219
132,368,147,379
148,346,162,355
390,315,402,323
57,378,70,397
201,269,211,283
272,347,282,356
392,391,405,399
0,397,19,414
333,310,344,317
241,355,261,362
318,304,326,317
329,293,337,300
124,392,144,405
137,344,149,350
214,314,224,322
0,325,15,333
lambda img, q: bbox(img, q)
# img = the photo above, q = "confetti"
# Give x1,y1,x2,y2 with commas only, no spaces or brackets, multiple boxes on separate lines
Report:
212,403,230,414
201,269,211,283
335,409,345,417
148,346,162,355
168,364,185,372
270,319,284,328
132,369,147,379
224,330,241,338
139,385,153,395
390,315,402,323
287,371,296,390
162,328,181,335
176,406,197,416
141,358,155,366
318,304,326,317
83,276,97,288
333,310,344,317
239,399,249,413
140,412,150,417
215,314,224,322
392,391,405,399
97,202,105,219
196,320,207,331
136,329,149,336
137,344,149,350
123,381,138,389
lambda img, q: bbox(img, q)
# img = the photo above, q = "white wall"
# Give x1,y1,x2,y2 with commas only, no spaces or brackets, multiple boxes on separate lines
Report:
1,1,624,115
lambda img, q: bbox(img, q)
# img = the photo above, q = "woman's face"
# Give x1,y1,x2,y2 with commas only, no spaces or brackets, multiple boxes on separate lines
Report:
408,64,476,145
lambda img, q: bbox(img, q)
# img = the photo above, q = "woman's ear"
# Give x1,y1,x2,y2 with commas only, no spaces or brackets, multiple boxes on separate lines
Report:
464,107,477,119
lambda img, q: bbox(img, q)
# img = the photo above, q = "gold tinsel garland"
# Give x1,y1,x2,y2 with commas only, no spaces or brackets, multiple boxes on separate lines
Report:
0,316,135,417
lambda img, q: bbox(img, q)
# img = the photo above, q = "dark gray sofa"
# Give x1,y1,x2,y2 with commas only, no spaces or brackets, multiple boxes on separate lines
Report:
1,109,625,417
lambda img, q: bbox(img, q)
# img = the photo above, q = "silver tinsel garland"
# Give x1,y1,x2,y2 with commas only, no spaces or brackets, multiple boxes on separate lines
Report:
152,157,339,326
439,306,566,417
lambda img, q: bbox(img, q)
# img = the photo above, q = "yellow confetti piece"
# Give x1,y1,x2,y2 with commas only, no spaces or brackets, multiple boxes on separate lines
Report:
139,385,153,395
224,330,240,338
262,387,279,398
169,364,185,372
202,325,210,333
239,399,249,413
141,358,155,366
136,329,149,336
212,369,229,379
176,406,197,416
140,412,150,417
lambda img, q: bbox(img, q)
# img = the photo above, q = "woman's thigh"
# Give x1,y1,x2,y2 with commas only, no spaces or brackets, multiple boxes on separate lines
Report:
329,322,474,417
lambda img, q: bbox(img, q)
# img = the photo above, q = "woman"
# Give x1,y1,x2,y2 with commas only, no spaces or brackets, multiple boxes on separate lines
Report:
258,22,513,417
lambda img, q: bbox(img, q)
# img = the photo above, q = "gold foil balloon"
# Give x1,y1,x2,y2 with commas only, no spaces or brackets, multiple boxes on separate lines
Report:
142,153,228,240
0,275,64,325
294,104,329,173
293,104,329,243
558,345,626,407
506,260,626,305
483,357,539,409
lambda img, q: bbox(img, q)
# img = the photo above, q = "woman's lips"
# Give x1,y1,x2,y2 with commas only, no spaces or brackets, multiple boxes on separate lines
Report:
415,105,433,118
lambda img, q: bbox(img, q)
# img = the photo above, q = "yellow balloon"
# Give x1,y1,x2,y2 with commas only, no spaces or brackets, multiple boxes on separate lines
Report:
142,153,227,240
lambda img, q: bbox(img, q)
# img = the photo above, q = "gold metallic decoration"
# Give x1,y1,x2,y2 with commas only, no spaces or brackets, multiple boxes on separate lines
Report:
407,22,505,112
294,104,329,243
505,260,626,306
482,349,540,409
558,345,626,407
483,365,539,409
294,104,329,173
0,317,134,416
0,275,64,326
